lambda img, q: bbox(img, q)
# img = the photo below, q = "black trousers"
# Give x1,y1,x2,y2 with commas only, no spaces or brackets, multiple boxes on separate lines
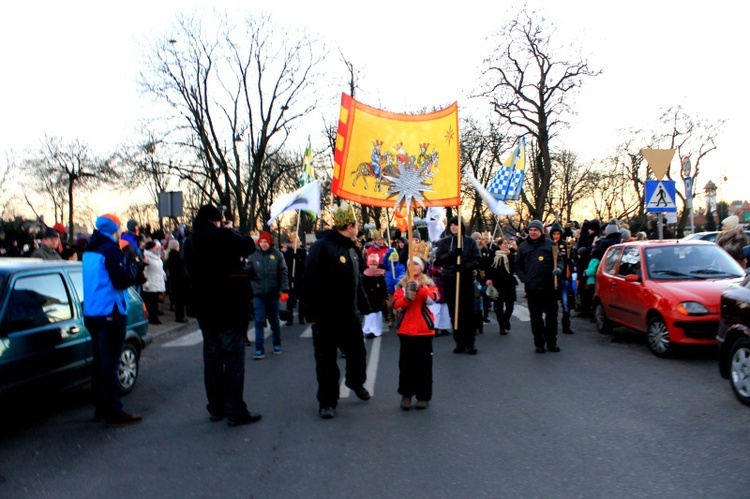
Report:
398,335,433,401
142,291,161,323
312,314,367,408
495,298,514,324
525,289,559,348
86,315,127,418
442,274,476,350
199,320,249,417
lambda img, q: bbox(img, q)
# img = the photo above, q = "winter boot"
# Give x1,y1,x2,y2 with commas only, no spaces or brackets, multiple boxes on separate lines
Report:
562,311,574,334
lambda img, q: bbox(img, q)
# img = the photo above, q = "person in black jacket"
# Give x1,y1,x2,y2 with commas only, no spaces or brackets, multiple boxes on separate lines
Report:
164,239,189,323
303,202,373,420
433,216,482,354
515,220,565,353
283,233,307,326
484,236,517,335
183,204,261,426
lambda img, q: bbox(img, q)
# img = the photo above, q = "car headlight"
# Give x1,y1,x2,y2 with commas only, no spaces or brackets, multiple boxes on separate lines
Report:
677,301,709,315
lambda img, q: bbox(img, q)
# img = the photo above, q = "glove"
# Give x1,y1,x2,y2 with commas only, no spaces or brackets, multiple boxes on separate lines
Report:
405,281,418,301
450,247,462,259
552,268,562,276
280,292,289,303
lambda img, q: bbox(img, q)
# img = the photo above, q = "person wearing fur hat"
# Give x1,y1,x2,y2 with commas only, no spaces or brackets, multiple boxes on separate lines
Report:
246,231,289,359
183,204,261,426
392,256,440,410
82,213,143,427
716,215,750,266
549,222,574,335
434,215,482,354
303,202,373,419
591,218,622,261
515,220,565,353
362,253,388,338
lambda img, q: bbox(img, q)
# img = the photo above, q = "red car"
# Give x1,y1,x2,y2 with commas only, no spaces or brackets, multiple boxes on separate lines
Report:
594,240,744,357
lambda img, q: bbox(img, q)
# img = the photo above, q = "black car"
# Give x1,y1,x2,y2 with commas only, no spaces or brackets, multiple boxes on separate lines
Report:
0,258,152,401
716,271,750,406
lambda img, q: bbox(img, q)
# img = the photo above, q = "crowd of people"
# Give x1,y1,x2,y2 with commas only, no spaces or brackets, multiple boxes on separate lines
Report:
3,207,749,426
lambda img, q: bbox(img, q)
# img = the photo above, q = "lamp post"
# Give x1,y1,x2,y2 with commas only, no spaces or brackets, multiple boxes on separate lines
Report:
705,180,717,228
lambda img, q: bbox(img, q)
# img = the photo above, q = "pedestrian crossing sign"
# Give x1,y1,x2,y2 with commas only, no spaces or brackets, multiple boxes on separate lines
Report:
645,180,676,213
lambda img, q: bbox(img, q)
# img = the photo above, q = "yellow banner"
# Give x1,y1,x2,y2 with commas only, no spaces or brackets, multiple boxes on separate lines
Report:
332,93,460,208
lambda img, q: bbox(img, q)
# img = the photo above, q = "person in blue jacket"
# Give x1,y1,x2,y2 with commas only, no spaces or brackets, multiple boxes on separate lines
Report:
383,248,406,327
82,214,143,427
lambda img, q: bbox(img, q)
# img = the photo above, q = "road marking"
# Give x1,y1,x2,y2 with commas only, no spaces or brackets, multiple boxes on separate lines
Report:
162,327,259,348
340,335,381,398
514,304,530,322
163,330,202,347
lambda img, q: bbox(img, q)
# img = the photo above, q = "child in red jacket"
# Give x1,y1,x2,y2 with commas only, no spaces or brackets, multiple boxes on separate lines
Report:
392,256,440,410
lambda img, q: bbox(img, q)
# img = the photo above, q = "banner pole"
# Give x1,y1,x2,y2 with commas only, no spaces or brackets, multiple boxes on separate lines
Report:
290,212,301,290
454,206,462,331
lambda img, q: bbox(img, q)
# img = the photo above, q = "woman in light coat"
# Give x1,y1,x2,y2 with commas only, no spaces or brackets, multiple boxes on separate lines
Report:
142,240,167,324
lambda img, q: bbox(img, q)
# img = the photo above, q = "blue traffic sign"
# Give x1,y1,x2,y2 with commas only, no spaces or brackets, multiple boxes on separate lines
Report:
645,180,676,213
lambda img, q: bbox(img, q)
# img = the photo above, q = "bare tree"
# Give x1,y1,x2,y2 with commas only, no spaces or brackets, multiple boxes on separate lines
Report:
460,117,512,231
657,106,724,236
548,149,596,222
479,10,600,221
23,135,117,242
140,12,327,231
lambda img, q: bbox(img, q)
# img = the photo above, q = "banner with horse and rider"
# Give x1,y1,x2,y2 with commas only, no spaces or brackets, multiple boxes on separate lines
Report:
331,93,460,208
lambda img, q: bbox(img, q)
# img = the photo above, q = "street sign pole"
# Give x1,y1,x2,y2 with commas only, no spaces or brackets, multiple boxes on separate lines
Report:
658,212,663,240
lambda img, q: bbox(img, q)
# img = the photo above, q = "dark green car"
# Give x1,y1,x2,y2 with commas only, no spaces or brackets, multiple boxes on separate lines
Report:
0,259,152,399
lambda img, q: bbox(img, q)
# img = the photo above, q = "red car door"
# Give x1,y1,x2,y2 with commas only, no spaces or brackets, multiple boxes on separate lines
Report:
597,246,624,323
608,246,646,330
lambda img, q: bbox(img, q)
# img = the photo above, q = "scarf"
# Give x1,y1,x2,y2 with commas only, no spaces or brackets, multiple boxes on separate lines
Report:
491,250,510,273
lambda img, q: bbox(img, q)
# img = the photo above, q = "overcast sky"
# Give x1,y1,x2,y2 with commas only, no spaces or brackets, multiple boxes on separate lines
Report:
2,0,746,215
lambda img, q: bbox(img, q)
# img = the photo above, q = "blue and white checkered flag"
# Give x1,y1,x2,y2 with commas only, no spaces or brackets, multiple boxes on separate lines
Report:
487,137,526,201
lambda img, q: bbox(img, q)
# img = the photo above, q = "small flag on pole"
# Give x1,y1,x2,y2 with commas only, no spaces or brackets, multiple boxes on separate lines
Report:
300,136,314,186
487,137,526,201
464,169,516,216
267,180,321,226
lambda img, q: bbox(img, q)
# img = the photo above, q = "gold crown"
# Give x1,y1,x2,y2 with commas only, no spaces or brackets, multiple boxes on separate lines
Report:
332,201,357,226
412,240,430,261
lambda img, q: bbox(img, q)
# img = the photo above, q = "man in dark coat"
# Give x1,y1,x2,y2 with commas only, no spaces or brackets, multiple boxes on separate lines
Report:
434,216,482,354
183,204,261,426
283,233,307,326
303,203,372,419
549,222,574,334
515,220,565,353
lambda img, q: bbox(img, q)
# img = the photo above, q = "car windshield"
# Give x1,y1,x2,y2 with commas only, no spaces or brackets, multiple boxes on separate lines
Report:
645,245,745,280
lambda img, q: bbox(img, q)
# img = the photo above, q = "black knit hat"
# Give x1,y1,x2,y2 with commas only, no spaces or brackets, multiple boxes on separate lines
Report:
196,204,223,223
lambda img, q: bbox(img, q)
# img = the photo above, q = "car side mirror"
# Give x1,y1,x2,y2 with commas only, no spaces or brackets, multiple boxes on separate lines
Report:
625,274,640,283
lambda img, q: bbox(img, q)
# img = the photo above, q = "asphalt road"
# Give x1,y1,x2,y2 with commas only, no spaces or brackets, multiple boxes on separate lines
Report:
1,302,749,498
